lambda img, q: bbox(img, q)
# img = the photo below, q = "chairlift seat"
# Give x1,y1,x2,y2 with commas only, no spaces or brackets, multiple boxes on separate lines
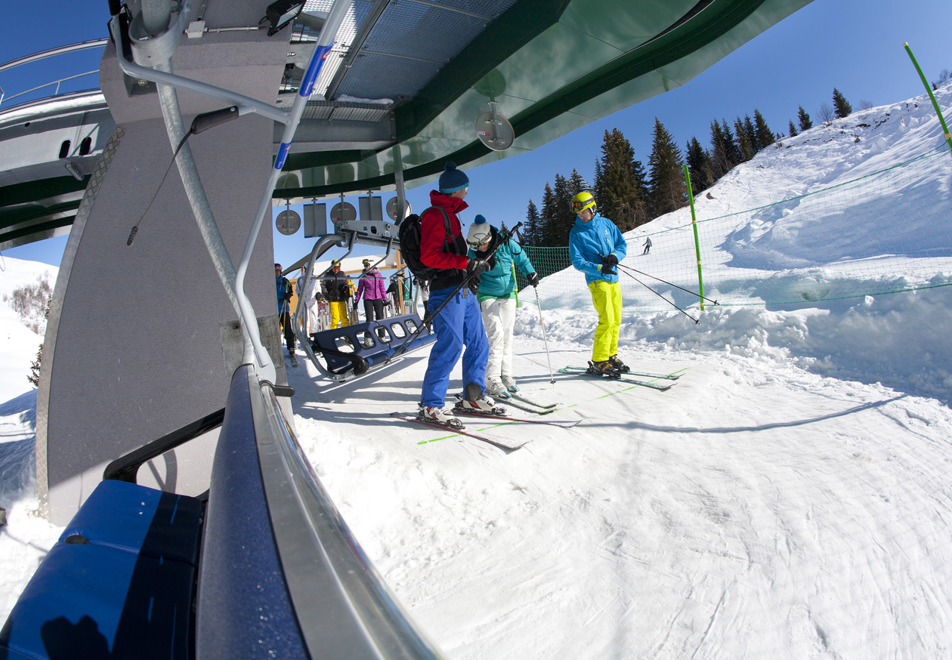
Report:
309,312,434,375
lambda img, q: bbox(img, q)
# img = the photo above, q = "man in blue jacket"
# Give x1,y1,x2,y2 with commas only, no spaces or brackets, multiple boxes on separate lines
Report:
466,215,539,398
568,191,629,375
275,263,297,367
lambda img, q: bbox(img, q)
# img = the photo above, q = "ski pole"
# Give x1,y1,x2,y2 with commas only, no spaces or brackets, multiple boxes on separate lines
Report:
387,222,523,362
603,255,699,324
616,261,718,305
533,285,556,384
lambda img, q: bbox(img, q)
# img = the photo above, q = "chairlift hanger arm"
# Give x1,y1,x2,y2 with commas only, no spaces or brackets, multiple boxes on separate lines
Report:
333,219,399,250
107,11,291,125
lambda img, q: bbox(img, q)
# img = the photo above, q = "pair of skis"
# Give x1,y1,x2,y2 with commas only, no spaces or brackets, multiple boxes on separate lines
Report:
557,365,682,391
459,389,561,415
391,413,530,450
395,366,685,449
392,400,578,451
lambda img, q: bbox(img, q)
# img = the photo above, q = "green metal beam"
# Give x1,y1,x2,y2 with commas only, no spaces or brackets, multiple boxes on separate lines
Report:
510,0,766,136
393,0,573,141
277,0,773,200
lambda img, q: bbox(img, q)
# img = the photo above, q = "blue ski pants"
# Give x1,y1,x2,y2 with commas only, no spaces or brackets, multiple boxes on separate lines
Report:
420,286,488,408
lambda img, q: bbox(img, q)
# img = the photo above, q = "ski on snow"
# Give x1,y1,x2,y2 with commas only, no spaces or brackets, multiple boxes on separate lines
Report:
452,408,580,428
508,391,560,411
558,366,676,391
623,369,683,381
391,413,530,450
456,391,560,414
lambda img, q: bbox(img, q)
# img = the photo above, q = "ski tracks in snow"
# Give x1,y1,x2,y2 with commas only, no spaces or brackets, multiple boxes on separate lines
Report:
289,338,952,658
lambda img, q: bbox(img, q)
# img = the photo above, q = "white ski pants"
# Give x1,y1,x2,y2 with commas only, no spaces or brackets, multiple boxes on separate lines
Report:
479,297,516,384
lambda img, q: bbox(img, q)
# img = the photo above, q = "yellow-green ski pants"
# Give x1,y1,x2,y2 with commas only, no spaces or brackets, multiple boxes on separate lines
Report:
588,280,622,362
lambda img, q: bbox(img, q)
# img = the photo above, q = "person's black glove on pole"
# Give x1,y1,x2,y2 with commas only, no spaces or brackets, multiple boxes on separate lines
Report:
467,258,491,278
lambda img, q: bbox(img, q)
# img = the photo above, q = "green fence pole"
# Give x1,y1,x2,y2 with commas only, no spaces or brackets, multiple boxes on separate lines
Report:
683,164,705,312
905,42,952,158
512,264,520,307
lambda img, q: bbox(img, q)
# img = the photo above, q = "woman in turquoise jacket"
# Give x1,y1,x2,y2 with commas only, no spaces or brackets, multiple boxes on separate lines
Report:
466,215,539,398
568,191,629,375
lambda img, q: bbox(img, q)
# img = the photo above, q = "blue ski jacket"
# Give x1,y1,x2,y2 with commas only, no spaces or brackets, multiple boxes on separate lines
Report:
568,212,627,286
276,276,293,314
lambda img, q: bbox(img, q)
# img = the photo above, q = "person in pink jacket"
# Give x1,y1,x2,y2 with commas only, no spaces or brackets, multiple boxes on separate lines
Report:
354,258,388,322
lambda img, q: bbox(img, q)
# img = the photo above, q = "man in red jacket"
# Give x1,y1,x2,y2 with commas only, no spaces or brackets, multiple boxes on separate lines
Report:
417,162,495,429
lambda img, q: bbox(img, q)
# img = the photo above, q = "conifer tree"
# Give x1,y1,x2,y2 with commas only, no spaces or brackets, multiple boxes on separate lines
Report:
832,88,852,118
720,119,742,168
753,110,775,150
685,137,713,193
523,199,541,245
709,120,731,181
594,128,648,231
628,159,649,227
734,117,754,162
539,183,557,247
563,168,591,240
568,169,589,195
788,120,798,137
745,115,758,152
647,118,687,218
797,106,812,131
710,119,740,179
550,174,576,245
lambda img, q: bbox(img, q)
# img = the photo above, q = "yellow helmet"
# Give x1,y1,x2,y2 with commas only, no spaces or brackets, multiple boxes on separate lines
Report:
571,191,596,214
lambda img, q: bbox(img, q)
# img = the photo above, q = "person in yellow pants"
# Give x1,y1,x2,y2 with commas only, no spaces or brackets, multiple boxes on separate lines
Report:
588,278,623,365
321,259,351,329
568,191,629,375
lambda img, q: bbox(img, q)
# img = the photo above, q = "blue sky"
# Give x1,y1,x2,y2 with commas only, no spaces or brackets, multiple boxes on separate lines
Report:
3,0,950,268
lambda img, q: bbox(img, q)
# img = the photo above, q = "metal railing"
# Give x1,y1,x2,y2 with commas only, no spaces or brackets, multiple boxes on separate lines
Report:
0,39,107,110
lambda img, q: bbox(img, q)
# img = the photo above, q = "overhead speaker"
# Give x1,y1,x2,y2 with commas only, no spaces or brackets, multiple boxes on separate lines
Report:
386,197,411,222
475,102,515,151
275,209,301,235
330,202,357,222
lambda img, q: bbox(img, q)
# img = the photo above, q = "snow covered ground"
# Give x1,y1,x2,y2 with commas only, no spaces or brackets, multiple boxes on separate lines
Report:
2,84,952,657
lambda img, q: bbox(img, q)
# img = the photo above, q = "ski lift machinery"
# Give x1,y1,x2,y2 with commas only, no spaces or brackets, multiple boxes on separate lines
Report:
292,177,431,381
294,95,516,382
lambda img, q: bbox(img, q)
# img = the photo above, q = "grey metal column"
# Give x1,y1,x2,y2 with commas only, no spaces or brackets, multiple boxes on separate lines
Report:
36,0,291,523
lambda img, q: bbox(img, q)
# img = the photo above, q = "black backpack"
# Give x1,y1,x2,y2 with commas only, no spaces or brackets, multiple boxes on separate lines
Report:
398,207,453,284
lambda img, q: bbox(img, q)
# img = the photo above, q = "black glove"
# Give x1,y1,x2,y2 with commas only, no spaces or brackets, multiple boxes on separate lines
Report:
602,253,619,267
467,258,491,278
600,263,616,277
527,272,540,287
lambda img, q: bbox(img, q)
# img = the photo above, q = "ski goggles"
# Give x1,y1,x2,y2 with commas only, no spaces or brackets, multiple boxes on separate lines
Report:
467,230,492,247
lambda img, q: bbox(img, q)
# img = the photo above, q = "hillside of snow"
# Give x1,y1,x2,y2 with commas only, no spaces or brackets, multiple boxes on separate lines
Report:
3,84,952,657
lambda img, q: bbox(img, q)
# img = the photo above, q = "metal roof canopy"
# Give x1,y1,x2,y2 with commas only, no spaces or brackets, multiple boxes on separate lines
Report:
276,0,813,199
0,0,814,248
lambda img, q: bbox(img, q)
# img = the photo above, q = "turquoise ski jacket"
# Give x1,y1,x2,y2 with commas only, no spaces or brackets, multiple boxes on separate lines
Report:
466,228,536,300
568,212,627,286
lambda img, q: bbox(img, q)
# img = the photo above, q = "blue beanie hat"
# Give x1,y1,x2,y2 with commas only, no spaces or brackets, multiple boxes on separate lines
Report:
439,161,470,194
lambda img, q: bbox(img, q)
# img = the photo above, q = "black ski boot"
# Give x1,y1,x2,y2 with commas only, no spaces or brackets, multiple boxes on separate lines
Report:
587,360,621,379
608,354,630,373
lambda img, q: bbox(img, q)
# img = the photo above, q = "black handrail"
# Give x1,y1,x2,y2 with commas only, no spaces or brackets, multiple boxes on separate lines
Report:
103,408,226,483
